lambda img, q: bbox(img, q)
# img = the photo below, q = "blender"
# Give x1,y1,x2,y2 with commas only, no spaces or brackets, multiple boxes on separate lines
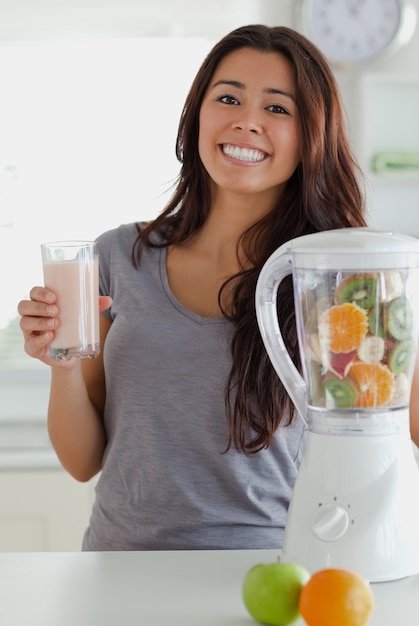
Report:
255,227,419,582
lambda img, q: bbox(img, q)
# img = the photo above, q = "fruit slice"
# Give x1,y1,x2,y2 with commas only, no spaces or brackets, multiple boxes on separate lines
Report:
309,360,324,406
391,372,410,406
322,377,357,408
357,335,385,364
308,334,323,363
328,350,357,379
318,302,368,354
335,273,378,309
388,339,415,375
350,362,395,408
385,296,413,340
368,304,385,337
382,270,403,301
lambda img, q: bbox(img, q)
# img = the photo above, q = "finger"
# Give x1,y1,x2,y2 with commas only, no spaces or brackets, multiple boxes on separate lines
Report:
29,286,57,304
99,296,112,312
17,298,58,319
20,313,58,335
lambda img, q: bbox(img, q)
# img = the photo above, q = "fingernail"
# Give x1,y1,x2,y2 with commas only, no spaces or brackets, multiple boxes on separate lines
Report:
45,292,55,302
46,305,56,314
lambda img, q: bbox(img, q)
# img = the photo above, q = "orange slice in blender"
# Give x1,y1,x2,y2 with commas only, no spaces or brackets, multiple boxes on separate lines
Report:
319,302,368,354
349,362,395,408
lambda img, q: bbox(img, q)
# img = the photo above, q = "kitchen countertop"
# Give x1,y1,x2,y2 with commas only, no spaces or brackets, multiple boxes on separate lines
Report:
0,549,418,625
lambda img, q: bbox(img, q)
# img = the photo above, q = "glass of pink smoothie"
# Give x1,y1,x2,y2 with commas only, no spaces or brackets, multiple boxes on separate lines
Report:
41,241,100,360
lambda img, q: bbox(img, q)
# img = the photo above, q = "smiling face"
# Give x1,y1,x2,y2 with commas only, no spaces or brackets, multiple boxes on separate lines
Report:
198,47,300,211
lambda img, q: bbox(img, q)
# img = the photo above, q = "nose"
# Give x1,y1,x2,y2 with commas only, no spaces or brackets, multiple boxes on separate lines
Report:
232,107,263,134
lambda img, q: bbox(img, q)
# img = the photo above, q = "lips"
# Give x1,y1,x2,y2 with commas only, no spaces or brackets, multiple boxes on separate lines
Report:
222,144,267,163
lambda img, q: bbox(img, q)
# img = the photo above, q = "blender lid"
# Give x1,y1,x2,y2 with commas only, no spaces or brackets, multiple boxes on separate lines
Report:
288,227,419,270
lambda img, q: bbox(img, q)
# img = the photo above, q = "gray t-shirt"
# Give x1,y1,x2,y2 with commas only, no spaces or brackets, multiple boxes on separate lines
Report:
82,222,306,551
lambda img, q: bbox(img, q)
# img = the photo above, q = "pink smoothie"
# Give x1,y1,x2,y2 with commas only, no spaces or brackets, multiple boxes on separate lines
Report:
43,258,100,359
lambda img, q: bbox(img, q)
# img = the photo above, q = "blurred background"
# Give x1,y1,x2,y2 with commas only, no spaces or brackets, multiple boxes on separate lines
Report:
1,0,419,551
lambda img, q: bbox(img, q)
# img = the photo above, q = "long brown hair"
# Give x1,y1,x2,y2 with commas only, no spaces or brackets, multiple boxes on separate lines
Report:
133,25,367,453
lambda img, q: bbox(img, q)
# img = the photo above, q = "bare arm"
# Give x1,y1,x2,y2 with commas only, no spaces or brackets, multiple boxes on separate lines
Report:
409,348,419,447
47,315,112,481
18,286,112,482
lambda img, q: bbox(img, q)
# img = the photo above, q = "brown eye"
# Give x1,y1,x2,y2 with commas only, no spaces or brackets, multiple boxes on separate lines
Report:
217,94,239,105
266,104,289,115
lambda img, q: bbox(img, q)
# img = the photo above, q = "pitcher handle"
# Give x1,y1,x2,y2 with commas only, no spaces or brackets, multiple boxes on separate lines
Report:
255,244,308,426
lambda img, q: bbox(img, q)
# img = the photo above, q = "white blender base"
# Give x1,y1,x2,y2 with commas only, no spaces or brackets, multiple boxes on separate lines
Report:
282,429,419,582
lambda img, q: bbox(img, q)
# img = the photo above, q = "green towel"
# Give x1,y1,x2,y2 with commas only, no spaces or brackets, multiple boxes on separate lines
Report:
371,151,419,173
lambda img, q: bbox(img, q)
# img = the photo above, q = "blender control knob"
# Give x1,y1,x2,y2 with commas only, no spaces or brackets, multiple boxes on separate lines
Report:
312,503,351,541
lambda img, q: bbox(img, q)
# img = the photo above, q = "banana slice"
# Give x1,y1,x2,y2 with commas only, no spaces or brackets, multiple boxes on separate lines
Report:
382,271,403,302
357,335,385,364
391,372,410,406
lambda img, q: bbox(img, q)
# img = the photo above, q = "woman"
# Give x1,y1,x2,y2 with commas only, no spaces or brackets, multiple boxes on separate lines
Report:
18,25,367,551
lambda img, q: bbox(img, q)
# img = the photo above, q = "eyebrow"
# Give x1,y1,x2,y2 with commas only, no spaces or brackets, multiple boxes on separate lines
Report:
211,79,295,102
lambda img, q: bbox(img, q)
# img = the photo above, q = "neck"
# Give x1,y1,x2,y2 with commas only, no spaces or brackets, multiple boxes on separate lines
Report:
196,189,277,265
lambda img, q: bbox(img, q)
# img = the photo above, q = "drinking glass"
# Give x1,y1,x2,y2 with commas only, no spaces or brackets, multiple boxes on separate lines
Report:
41,241,100,360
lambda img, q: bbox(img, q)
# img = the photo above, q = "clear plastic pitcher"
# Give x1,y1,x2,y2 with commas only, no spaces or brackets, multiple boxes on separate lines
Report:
255,228,419,435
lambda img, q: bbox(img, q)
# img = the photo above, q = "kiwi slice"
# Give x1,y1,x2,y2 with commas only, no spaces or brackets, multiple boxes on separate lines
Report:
368,305,385,338
309,360,324,406
385,296,413,341
388,339,415,375
322,378,357,408
335,273,378,310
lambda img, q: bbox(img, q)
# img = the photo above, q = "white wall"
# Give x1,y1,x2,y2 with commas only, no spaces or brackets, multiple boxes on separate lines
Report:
0,0,418,550
259,0,419,233
1,0,419,431
2,0,418,66
1,0,418,231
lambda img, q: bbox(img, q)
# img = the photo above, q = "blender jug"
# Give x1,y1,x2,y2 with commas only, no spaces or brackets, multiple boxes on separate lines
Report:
255,227,419,581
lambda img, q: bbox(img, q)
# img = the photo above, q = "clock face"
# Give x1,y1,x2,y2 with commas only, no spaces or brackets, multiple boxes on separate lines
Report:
299,0,413,64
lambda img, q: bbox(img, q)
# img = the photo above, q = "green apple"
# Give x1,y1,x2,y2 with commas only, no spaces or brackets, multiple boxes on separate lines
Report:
242,561,310,625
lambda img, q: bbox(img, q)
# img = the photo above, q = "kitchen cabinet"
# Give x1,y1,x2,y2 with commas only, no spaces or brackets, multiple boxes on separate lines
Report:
354,73,419,235
0,469,97,551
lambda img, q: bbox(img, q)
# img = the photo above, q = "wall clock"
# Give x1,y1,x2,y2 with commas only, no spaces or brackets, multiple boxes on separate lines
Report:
295,0,417,66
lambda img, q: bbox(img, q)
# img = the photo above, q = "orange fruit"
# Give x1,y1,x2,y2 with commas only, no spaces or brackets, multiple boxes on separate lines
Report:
350,362,395,407
299,567,374,626
319,303,368,353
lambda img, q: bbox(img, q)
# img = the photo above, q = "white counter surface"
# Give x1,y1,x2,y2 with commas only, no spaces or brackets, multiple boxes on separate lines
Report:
0,549,418,625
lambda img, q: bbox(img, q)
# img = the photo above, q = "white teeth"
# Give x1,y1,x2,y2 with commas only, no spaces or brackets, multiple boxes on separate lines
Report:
222,144,265,162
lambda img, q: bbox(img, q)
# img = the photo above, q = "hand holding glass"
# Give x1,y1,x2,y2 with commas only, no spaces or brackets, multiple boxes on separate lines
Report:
41,241,100,360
